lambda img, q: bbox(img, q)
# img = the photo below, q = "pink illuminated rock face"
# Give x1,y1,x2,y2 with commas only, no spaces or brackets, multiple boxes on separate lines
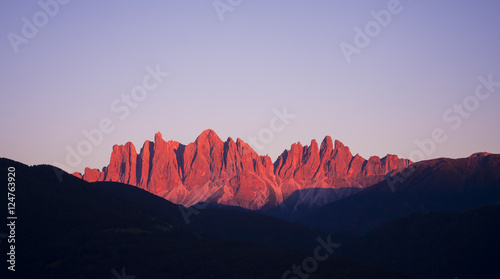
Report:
74,129,411,210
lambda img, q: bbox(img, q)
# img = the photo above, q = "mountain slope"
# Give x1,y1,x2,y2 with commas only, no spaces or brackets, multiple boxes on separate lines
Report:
75,129,410,210
336,204,500,279
263,187,363,222
303,153,500,234
0,158,413,279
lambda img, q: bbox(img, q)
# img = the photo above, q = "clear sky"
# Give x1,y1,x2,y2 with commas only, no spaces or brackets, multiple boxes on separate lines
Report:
1,0,499,173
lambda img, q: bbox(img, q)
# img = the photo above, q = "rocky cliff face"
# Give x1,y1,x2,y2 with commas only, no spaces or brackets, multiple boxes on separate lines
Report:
74,129,411,210
273,136,411,198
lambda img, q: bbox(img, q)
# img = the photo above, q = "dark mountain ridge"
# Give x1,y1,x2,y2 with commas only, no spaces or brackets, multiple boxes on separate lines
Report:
0,158,412,279
301,152,500,234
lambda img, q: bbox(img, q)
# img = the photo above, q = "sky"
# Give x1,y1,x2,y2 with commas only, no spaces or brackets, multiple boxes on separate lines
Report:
1,0,499,173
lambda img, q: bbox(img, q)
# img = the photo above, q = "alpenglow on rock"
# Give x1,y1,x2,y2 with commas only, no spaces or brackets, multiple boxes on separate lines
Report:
74,129,411,210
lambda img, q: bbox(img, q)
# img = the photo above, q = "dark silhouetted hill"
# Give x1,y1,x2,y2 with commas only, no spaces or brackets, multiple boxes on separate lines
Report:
0,158,412,279
302,153,500,234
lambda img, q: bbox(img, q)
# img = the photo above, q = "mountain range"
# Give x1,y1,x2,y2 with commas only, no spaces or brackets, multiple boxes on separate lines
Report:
74,129,411,210
2,129,500,278
302,152,500,234
0,158,413,279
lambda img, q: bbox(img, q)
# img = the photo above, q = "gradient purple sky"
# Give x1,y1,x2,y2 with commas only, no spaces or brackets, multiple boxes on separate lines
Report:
1,0,500,173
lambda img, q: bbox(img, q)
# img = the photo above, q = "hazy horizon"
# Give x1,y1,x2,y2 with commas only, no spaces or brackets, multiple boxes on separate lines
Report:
1,0,500,173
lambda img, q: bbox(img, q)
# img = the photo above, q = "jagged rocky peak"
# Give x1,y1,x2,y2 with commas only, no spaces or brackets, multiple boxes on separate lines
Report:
76,130,412,210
